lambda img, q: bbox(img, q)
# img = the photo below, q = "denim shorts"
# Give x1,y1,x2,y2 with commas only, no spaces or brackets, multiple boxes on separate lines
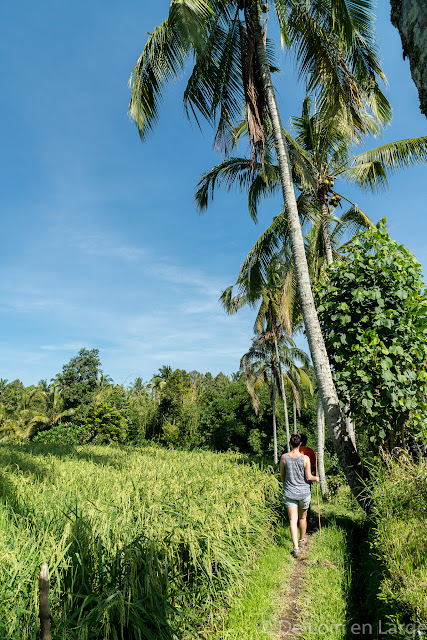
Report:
283,495,311,510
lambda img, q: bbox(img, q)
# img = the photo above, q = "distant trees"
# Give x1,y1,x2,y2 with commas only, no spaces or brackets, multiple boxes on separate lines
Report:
55,348,103,410
1,350,318,455
30,386,75,437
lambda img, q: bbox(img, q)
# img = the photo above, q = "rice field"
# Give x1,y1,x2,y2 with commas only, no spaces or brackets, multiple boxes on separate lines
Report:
0,443,280,639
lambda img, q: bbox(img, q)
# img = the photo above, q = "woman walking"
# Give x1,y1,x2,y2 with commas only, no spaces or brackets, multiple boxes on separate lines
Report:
280,433,319,557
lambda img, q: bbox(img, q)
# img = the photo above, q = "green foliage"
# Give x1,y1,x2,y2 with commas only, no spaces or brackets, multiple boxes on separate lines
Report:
317,220,427,451
80,396,128,444
56,348,103,410
1,379,25,412
0,444,279,639
32,422,92,445
156,369,192,440
368,454,427,624
198,376,273,455
0,361,313,457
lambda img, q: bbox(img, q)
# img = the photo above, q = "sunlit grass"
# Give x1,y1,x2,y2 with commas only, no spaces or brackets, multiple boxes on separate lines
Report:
210,523,294,640
298,519,351,640
0,443,280,639
369,455,427,623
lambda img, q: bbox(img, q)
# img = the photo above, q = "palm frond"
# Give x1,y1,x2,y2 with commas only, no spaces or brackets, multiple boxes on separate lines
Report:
195,157,256,213
128,1,214,140
347,137,427,191
247,165,282,221
183,7,245,151
339,160,389,191
219,285,250,315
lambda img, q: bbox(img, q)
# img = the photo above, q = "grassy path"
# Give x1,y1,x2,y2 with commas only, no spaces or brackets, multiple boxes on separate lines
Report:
210,524,295,640
276,533,314,639
215,492,398,640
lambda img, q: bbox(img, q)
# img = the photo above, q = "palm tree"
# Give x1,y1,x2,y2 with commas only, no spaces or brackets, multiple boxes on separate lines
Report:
197,98,427,269
0,379,8,400
128,0,391,505
240,335,282,464
94,374,114,403
29,386,75,438
197,97,427,488
285,98,427,265
223,255,312,456
286,366,314,434
149,367,172,406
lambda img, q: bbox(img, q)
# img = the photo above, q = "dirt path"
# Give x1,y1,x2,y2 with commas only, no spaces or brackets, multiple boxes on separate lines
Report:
275,533,313,638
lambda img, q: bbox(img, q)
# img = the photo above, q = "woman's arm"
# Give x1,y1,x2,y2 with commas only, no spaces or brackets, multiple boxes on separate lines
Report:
304,455,319,483
280,454,286,484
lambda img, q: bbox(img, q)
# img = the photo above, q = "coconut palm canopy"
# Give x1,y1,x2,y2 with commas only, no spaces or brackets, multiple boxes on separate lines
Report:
128,0,390,155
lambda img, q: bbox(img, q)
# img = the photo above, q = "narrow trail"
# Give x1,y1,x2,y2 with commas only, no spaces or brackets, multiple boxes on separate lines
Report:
276,532,313,639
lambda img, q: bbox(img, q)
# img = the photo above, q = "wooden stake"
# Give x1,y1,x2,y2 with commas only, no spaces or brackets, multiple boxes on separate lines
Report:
39,563,52,640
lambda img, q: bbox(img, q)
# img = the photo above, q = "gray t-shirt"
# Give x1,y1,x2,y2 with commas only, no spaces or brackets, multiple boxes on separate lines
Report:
283,453,311,500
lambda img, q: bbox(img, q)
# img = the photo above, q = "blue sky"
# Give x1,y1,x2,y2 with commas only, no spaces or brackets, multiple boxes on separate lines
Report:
0,1,426,387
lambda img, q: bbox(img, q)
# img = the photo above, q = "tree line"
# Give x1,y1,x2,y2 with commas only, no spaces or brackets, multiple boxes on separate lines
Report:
0,349,319,456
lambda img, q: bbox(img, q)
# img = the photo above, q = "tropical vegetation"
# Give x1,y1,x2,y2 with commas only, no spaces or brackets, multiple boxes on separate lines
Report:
0,445,279,639
317,220,427,452
0,349,318,455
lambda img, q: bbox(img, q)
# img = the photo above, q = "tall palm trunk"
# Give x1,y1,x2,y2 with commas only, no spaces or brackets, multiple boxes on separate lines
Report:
293,400,297,434
321,202,334,266
272,375,278,464
317,394,329,499
274,335,290,453
250,4,367,507
345,399,357,449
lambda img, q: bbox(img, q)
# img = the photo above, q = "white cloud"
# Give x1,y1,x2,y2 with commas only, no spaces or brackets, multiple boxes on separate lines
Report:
40,342,87,352
71,232,144,263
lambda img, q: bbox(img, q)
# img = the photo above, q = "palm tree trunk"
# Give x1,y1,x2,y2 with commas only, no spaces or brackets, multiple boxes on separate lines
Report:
251,5,368,508
317,394,329,499
272,375,278,464
274,335,290,452
321,202,334,265
345,398,357,449
293,400,297,434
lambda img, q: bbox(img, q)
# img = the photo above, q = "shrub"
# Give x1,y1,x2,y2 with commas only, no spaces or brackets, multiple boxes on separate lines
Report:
32,422,92,445
80,398,128,443
317,219,427,452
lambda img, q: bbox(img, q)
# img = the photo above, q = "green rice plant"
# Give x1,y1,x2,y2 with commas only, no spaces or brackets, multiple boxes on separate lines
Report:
0,444,280,639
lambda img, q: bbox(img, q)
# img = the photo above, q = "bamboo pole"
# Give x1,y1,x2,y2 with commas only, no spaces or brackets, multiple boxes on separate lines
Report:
39,563,52,640
315,458,322,537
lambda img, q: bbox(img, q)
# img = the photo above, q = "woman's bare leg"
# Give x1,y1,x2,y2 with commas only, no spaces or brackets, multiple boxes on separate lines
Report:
298,507,308,541
287,506,299,548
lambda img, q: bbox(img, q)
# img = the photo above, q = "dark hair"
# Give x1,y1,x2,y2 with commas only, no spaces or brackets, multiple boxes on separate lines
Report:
289,433,302,449
300,434,307,447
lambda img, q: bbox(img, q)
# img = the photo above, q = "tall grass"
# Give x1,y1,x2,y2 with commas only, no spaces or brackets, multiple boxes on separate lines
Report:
369,454,427,624
0,444,280,639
